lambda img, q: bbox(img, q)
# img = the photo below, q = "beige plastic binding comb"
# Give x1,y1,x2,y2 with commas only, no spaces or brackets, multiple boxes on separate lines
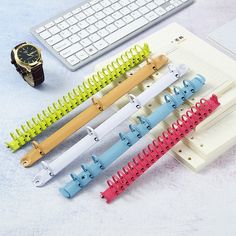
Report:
21,55,168,167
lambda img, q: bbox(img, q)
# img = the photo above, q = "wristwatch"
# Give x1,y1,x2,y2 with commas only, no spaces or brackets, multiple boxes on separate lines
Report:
11,42,44,87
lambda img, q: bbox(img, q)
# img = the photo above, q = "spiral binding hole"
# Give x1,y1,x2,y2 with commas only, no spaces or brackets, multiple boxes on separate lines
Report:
22,160,28,166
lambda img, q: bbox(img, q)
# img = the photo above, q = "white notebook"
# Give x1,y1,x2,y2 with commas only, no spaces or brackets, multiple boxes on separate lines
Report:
97,23,236,172
208,18,236,58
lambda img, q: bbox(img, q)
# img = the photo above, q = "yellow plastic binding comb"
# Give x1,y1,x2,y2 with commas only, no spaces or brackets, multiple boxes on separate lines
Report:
6,43,151,152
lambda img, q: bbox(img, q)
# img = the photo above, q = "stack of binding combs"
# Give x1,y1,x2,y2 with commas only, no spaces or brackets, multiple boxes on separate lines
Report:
5,42,221,204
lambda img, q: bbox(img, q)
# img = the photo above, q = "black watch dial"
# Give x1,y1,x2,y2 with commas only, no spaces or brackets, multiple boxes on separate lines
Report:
17,44,40,64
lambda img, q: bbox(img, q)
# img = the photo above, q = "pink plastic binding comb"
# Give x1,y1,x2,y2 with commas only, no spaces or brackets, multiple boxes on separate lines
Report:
101,95,220,203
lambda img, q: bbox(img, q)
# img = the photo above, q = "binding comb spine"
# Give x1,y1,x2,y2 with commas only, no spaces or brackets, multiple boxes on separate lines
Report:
6,44,150,151
101,95,220,203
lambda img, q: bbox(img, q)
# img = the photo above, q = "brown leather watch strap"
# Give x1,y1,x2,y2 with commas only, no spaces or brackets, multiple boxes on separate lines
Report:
27,64,45,87
20,55,168,167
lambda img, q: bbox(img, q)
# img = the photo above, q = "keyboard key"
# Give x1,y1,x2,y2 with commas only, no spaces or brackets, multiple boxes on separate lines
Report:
45,21,54,29
105,17,148,44
92,3,103,12
85,45,97,55
84,7,95,16
95,11,106,20
69,25,80,34
64,12,73,19
80,38,92,47
77,29,89,39
103,6,114,15
54,17,64,24
67,17,78,26
75,12,86,21
60,29,72,38
111,2,122,11
89,33,100,42
112,11,123,20
87,25,97,34
114,19,125,28
145,11,159,21
171,0,183,6
53,39,72,52
128,3,139,11
120,0,129,6
90,0,100,5
98,28,109,37
104,16,115,25
101,0,112,7
95,20,106,29
81,3,90,10
154,0,165,6
131,10,142,19
136,0,146,7
40,30,51,39
106,24,117,33
49,26,60,35
77,20,89,29
139,6,150,14
166,5,175,11
94,39,108,50
67,55,80,65
36,26,45,34
69,34,80,43
155,7,166,15
86,15,97,24
60,42,83,58
58,21,69,30
72,8,81,14
147,2,158,10
120,7,131,15
123,15,134,23
46,34,63,46
76,50,89,60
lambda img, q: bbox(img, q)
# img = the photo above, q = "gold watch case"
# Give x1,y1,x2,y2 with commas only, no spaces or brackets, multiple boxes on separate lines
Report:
13,43,43,72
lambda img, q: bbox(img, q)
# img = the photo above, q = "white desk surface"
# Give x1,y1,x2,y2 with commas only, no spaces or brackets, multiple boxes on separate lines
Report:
0,0,236,235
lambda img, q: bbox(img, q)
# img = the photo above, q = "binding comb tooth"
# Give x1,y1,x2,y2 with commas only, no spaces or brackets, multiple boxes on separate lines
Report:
36,114,47,130
67,92,78,108
6,44,151,151
42,110,53,126
62,95,73,112
47,106,57,122
31,117,43,134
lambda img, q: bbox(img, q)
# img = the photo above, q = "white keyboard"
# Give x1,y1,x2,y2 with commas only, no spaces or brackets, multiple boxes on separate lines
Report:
31,0,194,71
